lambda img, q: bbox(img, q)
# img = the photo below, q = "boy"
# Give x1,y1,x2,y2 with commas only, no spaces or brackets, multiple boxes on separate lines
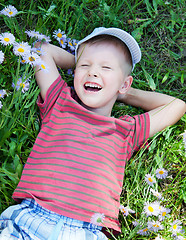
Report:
0,27,185,240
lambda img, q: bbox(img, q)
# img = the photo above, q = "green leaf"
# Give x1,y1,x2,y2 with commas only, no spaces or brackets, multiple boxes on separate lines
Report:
141,66,156,90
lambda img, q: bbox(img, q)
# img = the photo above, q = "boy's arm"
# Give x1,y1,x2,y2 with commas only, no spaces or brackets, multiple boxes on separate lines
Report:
35,43,75,101
117,88,186,138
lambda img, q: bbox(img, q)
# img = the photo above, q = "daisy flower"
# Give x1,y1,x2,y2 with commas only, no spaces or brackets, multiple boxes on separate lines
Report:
13,42,31,56
37,61,50,73
143,201,160,216
150,189,163,200
90,213,105,226
0,100,3,109
23,52,41,66
59,36,67,48
31,47,45,56
145,173,156,186
0,89,6,98
25,30,51,42
159,206,171,221
119,205,135,216
12,77,30,93
37,34,51,42
25,30,41,39
170,220,183,234
72,39,79,48
67,38,75,51
148,220,164,232
53,29,66,41
175,236,186,240
0,5,18,17
156,168,168,179
132,220,140,227
137,227,150,236
0,32,15,46
0,50,4,64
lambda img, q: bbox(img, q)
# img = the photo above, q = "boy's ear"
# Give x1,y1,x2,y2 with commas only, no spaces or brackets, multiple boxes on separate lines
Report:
119,76,133,94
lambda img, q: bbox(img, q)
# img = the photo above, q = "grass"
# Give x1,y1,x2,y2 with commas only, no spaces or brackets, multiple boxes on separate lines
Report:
0,0,185,239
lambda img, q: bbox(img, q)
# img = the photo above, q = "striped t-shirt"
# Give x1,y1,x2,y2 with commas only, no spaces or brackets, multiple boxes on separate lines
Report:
13,75,150,232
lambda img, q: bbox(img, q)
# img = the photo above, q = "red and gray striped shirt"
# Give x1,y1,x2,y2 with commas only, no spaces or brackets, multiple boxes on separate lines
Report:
13,75,150,232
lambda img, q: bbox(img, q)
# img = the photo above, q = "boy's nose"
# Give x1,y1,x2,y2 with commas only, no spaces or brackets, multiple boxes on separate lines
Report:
88,66,99,77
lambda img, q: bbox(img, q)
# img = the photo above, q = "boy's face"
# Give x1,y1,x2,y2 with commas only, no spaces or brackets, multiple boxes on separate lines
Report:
74,42,132,116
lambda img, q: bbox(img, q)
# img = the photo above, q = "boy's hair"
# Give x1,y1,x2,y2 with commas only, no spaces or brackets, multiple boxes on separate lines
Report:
78,34,133,74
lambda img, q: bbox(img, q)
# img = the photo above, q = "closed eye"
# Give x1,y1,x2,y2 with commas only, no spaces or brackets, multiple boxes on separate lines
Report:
102,66,111,69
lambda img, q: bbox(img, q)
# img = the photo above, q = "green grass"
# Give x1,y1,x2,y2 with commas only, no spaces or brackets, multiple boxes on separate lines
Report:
0,0,185,239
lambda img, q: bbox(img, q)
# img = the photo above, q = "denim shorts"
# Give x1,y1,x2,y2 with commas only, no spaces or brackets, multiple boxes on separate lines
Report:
0,199,108,240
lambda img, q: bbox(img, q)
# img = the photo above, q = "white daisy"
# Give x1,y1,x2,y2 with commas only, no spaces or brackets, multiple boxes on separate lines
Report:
31,47,46,56
170,220,183,234
12,77,30,93
0,5,18,17
37,34,51,42
137,227,150,236
156,168,168,179
0,100,3,109
148,220,164,232
145,173,156,186
13,42,31,56
23,52,41,66
143,201,160,216
150,188,163,200
37,61,50,73
159,206,171,221
175,236,186,240
0,50,4,64
53,29,66,41
0,32,15,46
0,89,6,98
25,29,41,39
119,205,135,216
59,36,67,48
90,213,105,226
67,38,75,51
132,220,140,227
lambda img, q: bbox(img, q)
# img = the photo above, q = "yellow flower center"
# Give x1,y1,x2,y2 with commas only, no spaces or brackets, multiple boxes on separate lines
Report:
148,177,153,182
173,224,177,230
29,56,36,62
60,39,64,44
148,206,154,212
57,33,62,38
41,64,46,69
18,48,25,53
69,42,73,46
143,228,148,232
153,224,159,228
9,11,13,15
20,83,25,88
0,94,1,97
21,60,26,63
162,212,166,216
4,37,10,42
159,170,164,174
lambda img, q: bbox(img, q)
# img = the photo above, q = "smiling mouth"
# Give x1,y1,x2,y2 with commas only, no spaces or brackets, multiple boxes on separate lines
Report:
84,82,102,92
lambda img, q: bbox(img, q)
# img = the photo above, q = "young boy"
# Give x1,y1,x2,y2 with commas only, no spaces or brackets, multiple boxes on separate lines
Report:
0,27,185,240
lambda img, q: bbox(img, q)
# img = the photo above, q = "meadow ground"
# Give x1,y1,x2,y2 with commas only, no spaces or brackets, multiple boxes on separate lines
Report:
0,0,185,239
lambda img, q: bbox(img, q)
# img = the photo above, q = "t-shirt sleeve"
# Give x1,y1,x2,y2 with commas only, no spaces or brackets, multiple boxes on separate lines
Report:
37,75,66,122
120,112,150,152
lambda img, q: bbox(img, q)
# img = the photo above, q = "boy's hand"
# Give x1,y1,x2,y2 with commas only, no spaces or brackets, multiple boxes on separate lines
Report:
35,42,75,101
117,87,186,138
